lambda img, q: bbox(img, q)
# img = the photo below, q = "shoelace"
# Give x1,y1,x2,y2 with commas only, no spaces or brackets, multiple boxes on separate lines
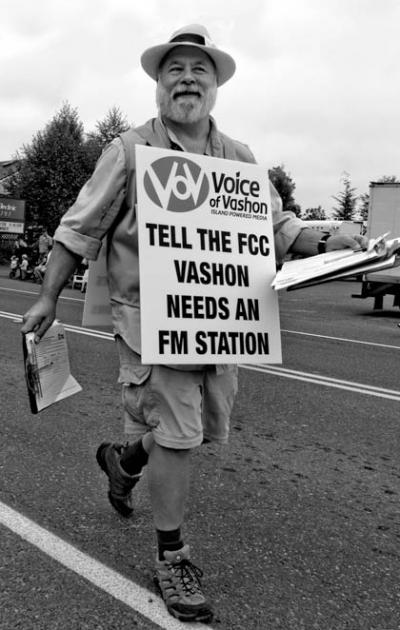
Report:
172,559,204,595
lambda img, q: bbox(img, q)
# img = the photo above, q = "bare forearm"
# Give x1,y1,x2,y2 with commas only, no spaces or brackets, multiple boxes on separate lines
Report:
290,228,367,257
40,241,82,300
21,241,82,339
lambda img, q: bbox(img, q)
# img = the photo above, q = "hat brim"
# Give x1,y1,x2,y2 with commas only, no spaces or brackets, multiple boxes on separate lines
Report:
140,42,236,87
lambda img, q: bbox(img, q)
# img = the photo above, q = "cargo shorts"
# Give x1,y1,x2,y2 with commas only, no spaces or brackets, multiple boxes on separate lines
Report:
116,336,238,449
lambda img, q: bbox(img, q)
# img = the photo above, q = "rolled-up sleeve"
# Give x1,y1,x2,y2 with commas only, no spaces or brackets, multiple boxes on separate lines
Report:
54,138,127,260
269,181,304,265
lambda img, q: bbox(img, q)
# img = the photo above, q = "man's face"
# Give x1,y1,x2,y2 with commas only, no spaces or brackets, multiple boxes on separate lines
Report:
156,46,218,124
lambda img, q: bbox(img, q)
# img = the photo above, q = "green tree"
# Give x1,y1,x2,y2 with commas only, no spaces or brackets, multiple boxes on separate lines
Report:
94,105,130,147
332,172,358,220
6,102,92,233
358,192,370,222
268,164,301,217
84,106,131,168
376,174,399,183
302,205,326,220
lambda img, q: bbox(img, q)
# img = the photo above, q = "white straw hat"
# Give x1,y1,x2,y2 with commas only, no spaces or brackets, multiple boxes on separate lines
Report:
141,24,236,87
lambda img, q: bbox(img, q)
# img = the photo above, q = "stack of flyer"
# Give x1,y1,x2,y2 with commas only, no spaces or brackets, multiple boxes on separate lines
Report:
22,320,82,414
272,233,400,291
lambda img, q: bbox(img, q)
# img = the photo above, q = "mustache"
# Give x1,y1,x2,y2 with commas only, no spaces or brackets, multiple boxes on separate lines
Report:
173,90,202,99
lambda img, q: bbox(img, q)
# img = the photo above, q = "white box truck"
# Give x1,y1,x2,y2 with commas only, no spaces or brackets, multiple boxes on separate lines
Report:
352,182,400,309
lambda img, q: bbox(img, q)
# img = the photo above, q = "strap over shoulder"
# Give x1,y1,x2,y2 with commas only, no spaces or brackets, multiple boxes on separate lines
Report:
218,131,256,163
119,128,146,175
119,118,172,173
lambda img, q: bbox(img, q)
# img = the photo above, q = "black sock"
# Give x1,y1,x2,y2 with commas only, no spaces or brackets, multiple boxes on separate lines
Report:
120,438,149,476
157,527,184,561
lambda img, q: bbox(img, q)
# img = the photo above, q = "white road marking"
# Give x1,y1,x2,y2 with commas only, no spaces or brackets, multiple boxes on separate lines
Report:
242,364,400,402
0,311,112,339
283,328,400,351
2,310,400,402
0,501,212,630
1,286,399,349
0,285,84,302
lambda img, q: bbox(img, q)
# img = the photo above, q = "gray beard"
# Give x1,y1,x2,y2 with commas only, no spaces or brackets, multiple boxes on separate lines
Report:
156,84,217,124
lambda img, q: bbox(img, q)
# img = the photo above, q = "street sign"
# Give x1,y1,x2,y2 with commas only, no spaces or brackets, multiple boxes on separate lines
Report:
0,198,25,233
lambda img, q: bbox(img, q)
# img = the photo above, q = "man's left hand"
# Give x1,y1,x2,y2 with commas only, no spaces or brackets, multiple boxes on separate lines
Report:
326,233,368,252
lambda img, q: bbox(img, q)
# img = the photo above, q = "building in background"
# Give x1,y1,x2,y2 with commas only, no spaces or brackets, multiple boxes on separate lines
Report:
0,160,25,261
0,159,19,196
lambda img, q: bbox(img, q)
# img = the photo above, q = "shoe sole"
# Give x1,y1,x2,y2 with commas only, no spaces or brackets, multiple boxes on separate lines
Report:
96,442,134,518
153,576,213,623
95,442,110,474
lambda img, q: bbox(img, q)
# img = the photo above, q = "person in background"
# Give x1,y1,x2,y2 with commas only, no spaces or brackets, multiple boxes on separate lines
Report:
33,253,49,283
9,255,19,279
20,24,366,622
19,253,29,280
37,228,53,257
13,235,28,260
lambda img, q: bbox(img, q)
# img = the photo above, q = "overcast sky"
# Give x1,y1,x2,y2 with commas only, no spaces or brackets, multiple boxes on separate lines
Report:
1,0,399,215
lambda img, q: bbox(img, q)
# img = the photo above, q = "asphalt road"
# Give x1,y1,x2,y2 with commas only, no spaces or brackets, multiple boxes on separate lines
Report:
0,271,399,630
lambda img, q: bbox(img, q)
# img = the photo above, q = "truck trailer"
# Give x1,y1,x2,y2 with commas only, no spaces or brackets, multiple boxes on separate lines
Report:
352,182,400,309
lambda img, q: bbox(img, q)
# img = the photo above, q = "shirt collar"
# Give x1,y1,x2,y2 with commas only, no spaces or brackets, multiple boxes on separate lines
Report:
157,115,220,156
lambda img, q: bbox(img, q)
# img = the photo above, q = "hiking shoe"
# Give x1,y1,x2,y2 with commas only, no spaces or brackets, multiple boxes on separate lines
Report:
154,545,213,623
96,442,142,518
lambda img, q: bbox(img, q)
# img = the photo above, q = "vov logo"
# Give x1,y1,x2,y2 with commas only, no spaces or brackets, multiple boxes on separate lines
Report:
143,156,209,212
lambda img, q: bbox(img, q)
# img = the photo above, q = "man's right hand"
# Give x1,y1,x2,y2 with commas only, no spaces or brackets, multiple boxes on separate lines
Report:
21,295,57,342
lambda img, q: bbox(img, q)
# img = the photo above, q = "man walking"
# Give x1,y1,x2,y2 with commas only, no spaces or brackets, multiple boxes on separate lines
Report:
21,25,365,622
